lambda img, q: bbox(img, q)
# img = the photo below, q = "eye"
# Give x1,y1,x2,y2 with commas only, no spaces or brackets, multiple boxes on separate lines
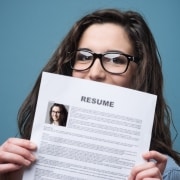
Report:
104,53,127,65
76,51,93,61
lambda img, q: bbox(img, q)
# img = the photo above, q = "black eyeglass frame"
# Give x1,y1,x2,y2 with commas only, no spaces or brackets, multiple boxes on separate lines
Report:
69,49,140,75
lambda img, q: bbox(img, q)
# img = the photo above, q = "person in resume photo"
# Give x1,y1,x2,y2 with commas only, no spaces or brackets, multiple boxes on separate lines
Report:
49,103,68,126
0,8,180,180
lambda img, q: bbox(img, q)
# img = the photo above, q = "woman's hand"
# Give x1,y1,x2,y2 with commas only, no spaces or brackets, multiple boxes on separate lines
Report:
0,138,37,174
128,151,167,180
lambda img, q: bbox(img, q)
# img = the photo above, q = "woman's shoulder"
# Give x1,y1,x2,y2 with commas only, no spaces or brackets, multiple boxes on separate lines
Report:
163,155,180,179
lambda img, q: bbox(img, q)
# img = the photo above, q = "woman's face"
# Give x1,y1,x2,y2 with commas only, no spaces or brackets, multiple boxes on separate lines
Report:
72,23,137,88
51,106,61,121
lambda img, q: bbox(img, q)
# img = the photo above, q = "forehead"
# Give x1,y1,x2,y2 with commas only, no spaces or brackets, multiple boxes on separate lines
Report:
52,106,60,110
78,23,133,54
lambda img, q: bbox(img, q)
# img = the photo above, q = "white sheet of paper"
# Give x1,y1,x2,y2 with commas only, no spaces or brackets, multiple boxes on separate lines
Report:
23,72,157,180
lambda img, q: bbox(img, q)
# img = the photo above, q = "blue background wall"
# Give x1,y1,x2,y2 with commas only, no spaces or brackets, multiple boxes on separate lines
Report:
0,0,180,152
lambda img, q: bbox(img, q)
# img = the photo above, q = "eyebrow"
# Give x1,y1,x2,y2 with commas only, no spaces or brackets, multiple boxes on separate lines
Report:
77,47,125,54
77,47,92,51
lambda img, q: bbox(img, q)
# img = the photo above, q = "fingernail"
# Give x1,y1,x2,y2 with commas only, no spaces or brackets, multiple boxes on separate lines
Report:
30,154,36,161
30,142,37,149
25,160,31,166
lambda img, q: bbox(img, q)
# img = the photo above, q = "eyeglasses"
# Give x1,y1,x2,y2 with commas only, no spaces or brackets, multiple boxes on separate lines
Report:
52,111,60,114
70,49,140,74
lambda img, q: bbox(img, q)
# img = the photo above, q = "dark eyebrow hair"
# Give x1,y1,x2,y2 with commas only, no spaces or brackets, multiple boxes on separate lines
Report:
77,48,92,52
105,50,125,54
77,48,125,54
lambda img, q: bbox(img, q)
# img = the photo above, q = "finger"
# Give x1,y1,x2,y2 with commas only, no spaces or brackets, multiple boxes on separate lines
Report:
0,142,36,163
0,163,22,174
142,151,167,173
1,138,37,150
143,151,167,162
0,150,33,166
134,167,161,180
128,161,156,179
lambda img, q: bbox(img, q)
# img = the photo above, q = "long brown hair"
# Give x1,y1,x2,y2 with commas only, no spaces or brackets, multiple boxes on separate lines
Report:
18,9,180,164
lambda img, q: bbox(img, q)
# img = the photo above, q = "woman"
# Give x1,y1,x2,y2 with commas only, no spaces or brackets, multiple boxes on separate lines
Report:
0,9,179,179
49,103,67,126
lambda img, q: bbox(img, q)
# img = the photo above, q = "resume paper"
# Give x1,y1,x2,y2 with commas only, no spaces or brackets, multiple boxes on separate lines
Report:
23,72,157,180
